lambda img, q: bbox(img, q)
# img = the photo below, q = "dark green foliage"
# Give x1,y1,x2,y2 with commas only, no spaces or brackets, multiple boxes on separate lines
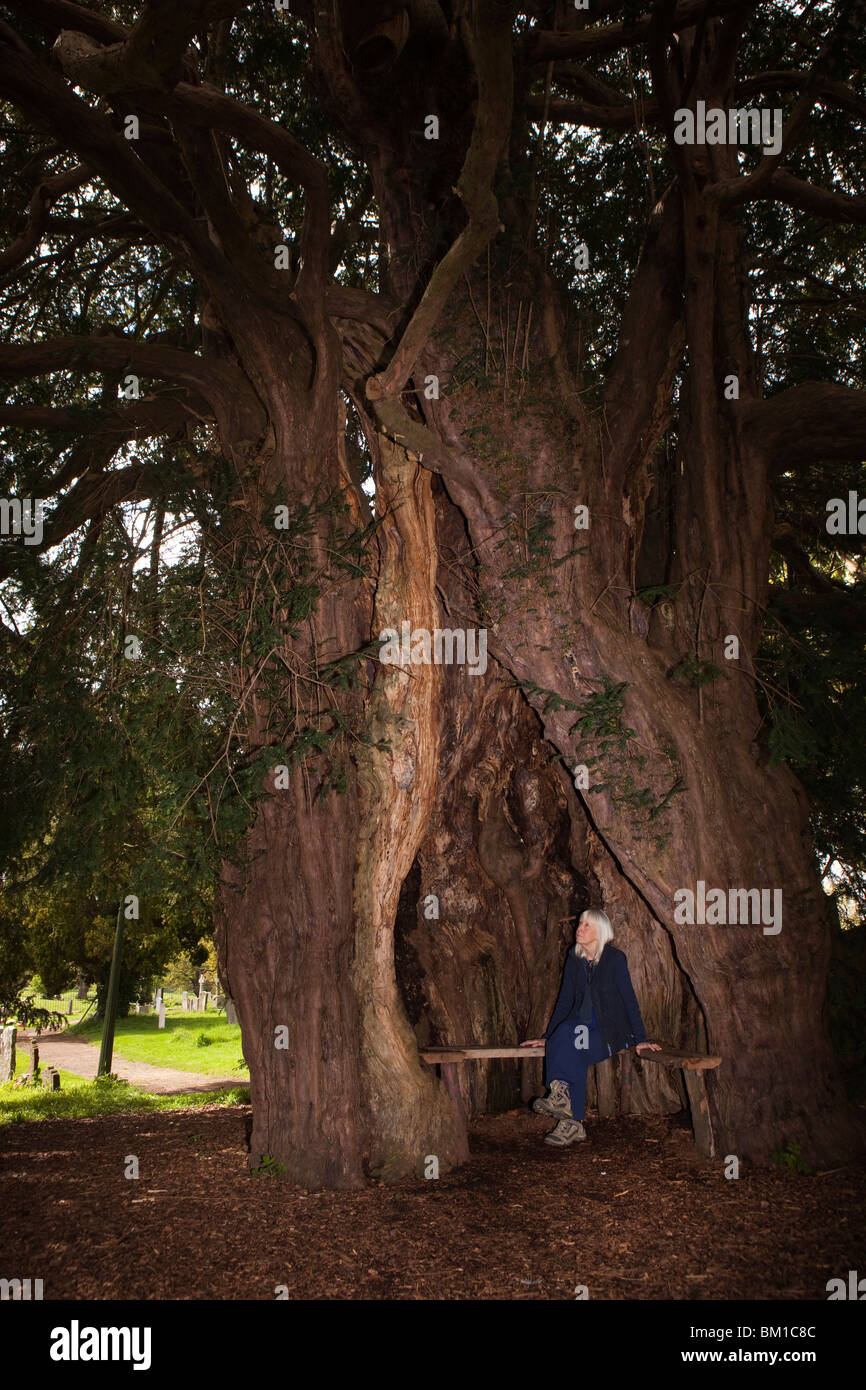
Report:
669,656,723,689
634,584,678,605
0,469,382,1004
757,576,866,920
251,1153,286,1178
517,674,683,850
770,1140,812,1175
826,917,866,1102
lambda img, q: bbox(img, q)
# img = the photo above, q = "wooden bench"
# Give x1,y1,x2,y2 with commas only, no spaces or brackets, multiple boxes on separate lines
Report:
420,1044,722,1157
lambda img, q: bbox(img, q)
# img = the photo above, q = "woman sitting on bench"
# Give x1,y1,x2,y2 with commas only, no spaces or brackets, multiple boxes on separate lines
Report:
521,908,660,1147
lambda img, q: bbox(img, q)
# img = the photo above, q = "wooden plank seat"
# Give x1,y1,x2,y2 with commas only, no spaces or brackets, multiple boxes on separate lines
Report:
419,1044,722,1157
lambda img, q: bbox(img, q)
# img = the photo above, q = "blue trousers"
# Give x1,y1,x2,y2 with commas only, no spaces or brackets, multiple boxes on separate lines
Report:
545,1019,616,1121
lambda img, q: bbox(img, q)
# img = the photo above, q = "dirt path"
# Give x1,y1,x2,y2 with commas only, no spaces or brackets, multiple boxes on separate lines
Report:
24,1031,247,1094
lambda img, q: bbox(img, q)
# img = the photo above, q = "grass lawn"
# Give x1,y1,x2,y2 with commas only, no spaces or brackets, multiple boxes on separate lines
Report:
69,1011,248,1076
1,1051,249,1124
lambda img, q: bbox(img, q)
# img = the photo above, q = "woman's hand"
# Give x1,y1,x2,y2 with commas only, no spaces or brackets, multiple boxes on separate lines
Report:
635,1041,662,1054
520,1038,545,1047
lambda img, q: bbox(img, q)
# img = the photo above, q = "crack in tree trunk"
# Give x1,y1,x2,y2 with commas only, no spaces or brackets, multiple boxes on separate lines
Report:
352,434,468,1179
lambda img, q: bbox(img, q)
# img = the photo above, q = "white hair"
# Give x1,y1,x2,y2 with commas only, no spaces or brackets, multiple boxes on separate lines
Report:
574,908,613,962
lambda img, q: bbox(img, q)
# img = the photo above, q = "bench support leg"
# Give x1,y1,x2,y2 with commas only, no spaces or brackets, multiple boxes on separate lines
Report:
520,1054,540,1105
439,1062,471,1164
595,1057,617,1117
620,1049,633,1115
683,1067,715,1157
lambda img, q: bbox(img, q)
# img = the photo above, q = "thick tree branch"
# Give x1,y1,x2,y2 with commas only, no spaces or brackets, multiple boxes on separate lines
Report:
525,95,642,129
739,383,866,469
170,120,288,313
1,0,126,45
31,213,154,242
0,165,87,276
705,9,861,210
752,169,866,224
0,461,160,578
326,285,399,334
52,1,250,94
736,70,866,122
770,587,866,633
772,527,848,594
367,0,514,404
148,82,327,208
0,212,166,293
552,61,629,107
603,184,684,489
156,82,331,297
0,33,228,284
49,73,332,305
532,71,866,130
527,0,751,63
0,337,263,443
0,394,211,441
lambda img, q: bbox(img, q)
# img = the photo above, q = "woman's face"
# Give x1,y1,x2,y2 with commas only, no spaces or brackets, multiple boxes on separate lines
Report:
576,917,598,954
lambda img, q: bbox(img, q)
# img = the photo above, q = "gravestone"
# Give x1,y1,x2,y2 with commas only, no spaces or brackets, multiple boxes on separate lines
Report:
189,997,197,1012
181,991,189,1012
225,1000,237,1027
26,1041,39,1082
153,987,162,1008
133,1003,140,1015
0,1025,16,1083
66,997,74,1014
158,1002,166,1029
197,975,207,1013
43,1066,60,1091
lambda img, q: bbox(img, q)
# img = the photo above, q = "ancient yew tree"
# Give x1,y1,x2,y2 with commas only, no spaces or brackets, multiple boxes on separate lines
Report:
1,0,864,1186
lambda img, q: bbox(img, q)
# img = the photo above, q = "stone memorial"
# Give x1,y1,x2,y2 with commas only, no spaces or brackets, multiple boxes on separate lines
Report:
0,1025,16,1083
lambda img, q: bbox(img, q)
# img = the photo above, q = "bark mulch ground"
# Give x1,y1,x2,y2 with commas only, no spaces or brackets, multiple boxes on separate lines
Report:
1,1103,862,1300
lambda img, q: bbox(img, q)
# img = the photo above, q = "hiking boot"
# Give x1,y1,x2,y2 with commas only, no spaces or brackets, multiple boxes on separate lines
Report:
532,1078,572,1119
543,1117,586,1147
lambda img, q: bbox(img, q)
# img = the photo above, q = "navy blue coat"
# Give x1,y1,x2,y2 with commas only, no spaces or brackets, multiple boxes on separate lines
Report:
543,944,647,1057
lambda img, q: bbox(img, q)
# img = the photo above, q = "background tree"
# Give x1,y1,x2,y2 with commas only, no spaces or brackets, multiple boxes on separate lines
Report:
22,884,211,1015
0,0,864,1185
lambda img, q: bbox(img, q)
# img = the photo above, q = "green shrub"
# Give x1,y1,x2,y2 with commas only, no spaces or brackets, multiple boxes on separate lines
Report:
771,1140,811,1174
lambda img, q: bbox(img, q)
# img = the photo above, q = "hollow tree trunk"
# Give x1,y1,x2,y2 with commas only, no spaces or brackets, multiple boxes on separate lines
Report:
213,350,466,1185
409,250,865,1165
214,130,861,1186
392,483,687,1121
312,0,863,1163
